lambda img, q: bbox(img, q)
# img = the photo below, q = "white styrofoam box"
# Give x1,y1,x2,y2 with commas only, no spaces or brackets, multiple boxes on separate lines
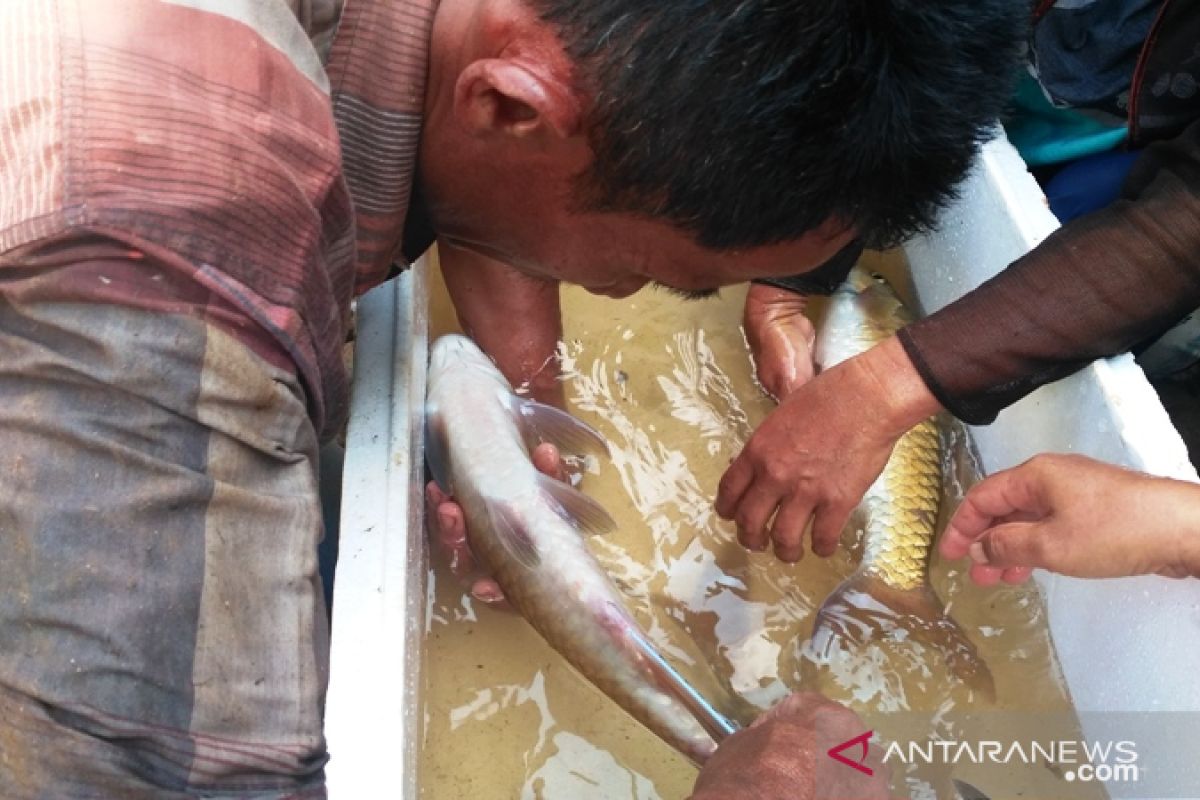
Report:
906,134,1200,797
326,264,429,799
331,134,1200,798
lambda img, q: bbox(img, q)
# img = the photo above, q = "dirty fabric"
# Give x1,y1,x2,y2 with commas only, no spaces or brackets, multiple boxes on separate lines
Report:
0,0,440,793
0,290,328,797
0,0,437,440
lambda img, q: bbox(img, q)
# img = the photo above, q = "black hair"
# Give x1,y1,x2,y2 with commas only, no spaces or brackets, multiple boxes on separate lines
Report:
531,0,1026,250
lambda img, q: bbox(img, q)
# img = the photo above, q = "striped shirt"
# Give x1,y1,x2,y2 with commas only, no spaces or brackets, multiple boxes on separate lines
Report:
0,0,437,438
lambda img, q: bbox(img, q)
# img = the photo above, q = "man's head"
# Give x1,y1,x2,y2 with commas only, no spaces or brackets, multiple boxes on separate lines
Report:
421,0,1024,295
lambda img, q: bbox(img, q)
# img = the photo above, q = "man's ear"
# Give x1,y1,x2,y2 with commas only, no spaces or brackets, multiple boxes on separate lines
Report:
455,58,581,140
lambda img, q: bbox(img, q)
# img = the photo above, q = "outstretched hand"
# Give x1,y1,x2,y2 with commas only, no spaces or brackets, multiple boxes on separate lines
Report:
940,453,1200,584
426,443,567,606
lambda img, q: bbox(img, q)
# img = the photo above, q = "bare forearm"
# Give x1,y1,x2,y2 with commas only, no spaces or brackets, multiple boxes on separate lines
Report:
439,239,565,406
854,335,944,436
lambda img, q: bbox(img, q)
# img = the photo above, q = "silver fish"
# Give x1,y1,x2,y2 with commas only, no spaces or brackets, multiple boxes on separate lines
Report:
424,334,736,763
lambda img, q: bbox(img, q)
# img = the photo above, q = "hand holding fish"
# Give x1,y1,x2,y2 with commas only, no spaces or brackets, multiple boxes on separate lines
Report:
426,442,566,605
716,335,941,561
689,692,891,800
940,453,1200,583
426,334,737,761
743,283,817,400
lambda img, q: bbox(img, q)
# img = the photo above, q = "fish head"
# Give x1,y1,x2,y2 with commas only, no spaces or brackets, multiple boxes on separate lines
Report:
815,267,914,369
837,267,909,324
425,334,520,495
428,334,513,393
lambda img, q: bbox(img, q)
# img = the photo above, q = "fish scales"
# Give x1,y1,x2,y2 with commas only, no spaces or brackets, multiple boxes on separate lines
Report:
861,416,942,591
809,267,994,700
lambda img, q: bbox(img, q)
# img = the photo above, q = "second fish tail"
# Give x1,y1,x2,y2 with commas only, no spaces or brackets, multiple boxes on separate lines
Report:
812,570,996,701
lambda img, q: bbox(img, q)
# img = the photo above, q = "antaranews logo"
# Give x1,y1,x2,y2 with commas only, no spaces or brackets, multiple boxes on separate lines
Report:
827,731,874,776
826,731,1140,785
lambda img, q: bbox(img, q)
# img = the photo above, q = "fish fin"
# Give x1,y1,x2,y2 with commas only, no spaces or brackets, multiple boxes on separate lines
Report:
512,397,610,458
607,607,739,745
423,405,452,493
811,571,996,702
485,500,540,569
536,474,616,536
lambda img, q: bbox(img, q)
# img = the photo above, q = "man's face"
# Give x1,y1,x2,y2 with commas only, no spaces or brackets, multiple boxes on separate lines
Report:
433,185,857,299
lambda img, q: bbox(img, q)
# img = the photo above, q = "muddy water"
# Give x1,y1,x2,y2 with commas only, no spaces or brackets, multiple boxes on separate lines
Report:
419,251,1104,800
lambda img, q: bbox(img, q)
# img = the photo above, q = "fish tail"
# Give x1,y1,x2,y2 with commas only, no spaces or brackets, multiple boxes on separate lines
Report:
623,625,740,742
599,602,736,762
811,571,995,701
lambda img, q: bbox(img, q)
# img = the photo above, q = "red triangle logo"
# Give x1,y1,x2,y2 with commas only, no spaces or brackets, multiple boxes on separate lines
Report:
827,730,874,776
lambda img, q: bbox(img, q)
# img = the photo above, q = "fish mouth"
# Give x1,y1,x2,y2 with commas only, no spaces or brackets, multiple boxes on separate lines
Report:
429,334,483,372
838,267,892,295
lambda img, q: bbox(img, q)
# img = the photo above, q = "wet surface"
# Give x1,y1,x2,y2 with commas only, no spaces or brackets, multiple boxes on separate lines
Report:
419,251,1104,799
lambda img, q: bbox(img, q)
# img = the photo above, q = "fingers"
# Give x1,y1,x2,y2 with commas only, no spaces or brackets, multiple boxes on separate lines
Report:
968,521,1051,571
716,456,753,520
809,502,852,558
728,491,849,563
752,318,817,400
531,442,566,482
427,482,477,581
470,577,509,607
942,463,1055,586
966,560,1034,587
958,520,1051,585
733,487,778,552
966,563,1005,587
425,480,510,605
427,479,450,508
769,498,814,562
960,527,1036,585
718,451,852,562
1001,566,1035,584
940,464,1049,560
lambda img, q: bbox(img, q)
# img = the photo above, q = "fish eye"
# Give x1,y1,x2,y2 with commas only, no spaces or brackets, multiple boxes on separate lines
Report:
869,272,887,284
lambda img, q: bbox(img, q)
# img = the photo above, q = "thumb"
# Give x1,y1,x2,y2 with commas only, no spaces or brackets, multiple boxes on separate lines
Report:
969,521,1054,570
530,442,567,482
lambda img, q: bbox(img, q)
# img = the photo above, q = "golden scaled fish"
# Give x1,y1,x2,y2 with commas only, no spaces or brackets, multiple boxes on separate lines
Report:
804,268,994,704
424,334,737,763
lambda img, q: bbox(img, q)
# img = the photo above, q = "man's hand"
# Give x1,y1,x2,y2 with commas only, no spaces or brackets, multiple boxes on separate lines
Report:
744,283,816,400
716,337,941,562
690,692,891,800
940,453,1200,584
426,443,567,606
